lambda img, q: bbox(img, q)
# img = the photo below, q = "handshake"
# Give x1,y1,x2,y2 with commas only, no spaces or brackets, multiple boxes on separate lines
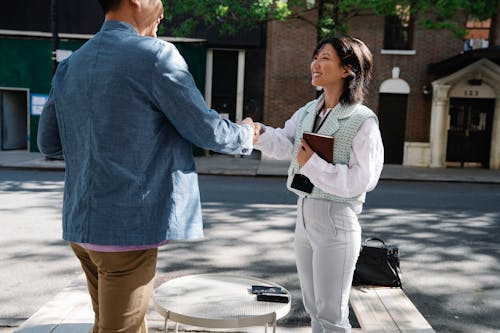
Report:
241,117,263,144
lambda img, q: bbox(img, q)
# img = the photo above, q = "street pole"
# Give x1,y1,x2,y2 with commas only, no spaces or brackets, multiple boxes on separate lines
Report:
51,0,58,74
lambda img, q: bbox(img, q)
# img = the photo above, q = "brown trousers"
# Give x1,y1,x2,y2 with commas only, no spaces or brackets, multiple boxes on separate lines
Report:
70,243,158,333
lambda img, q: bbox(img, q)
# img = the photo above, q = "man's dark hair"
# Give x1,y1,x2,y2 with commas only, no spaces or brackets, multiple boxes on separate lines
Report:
98,0,123,13
313,36,373,104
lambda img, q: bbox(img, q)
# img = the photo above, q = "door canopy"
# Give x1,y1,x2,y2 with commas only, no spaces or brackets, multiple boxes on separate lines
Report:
429,58,500,169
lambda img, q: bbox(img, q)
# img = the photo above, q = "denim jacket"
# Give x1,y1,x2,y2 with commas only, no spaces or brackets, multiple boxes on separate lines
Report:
37,21,253,245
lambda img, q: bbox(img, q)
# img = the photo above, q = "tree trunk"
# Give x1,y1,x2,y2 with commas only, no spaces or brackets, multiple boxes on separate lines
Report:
317,0,339,40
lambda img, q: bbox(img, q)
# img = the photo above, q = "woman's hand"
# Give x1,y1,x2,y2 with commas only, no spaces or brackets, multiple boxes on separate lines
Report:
297,138,314,167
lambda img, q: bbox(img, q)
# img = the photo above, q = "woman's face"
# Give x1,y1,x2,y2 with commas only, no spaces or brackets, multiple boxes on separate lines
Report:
310,43,348,89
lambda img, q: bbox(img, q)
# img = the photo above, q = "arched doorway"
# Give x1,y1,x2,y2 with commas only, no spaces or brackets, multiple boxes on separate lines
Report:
378,67,410,164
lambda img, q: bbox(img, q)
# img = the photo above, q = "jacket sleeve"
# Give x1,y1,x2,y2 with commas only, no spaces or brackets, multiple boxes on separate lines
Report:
37,89,64,159
253,107,305,160
151,40,253,155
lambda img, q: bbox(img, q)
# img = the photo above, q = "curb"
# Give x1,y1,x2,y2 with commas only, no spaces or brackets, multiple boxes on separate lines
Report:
1,153,499,184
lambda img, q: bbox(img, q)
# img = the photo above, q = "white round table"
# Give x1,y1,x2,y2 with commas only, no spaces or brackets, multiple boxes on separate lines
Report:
153,273,291,332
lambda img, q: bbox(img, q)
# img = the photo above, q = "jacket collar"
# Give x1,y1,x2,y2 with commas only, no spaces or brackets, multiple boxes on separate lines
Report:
307,93,360,120
304,93,362,135
100,20,138,35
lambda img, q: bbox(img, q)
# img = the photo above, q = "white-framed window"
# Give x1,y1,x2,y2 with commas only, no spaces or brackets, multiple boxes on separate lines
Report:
464,17,492,50
383,4,413,51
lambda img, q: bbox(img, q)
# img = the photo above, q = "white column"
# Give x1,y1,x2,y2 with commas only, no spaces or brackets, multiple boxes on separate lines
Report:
489,97,500,170
204,49,213,108
235,50,245,123
429,83,451,167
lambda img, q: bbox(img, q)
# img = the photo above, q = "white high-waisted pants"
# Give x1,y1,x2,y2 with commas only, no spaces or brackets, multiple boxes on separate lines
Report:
295,197,361,333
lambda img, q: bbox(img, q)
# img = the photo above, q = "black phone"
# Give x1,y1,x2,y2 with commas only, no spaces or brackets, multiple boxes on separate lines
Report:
290,173,313,193
251,285,284,294
256,293,289,303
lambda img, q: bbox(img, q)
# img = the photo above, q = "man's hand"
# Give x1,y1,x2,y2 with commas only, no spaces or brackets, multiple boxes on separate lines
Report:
241,117,261,144
241,117,254,127
297,138,314,167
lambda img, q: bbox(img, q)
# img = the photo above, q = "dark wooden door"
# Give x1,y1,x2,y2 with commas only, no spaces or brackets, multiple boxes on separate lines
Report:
378,93,408,164
1,90,28,150
446,98,494,168
211,50,238,122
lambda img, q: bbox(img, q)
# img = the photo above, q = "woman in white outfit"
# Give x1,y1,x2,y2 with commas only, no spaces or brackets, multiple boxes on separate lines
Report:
253,36,384,333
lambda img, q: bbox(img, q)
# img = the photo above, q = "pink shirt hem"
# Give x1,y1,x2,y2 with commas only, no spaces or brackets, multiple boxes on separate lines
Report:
76,240,170,252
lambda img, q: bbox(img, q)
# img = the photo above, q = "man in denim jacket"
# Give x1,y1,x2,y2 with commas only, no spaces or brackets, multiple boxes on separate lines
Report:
37,0,256,332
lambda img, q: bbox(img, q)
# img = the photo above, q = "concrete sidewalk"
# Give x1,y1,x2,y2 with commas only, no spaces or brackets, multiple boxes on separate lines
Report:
4,150,499,333
1,150,499,184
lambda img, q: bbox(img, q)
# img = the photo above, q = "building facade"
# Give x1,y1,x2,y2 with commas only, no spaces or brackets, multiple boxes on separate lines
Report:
1,2,498,169
263,8,500,170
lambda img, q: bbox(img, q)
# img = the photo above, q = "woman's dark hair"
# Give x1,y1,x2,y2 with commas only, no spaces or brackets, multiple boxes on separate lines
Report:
98,0,123,13
313,36,373,104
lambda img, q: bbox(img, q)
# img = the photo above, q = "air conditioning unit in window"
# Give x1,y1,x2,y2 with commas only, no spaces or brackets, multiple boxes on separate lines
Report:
469,38,488,49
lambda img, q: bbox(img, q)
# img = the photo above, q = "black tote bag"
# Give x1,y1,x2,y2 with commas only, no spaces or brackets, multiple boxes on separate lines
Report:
352,237,402,287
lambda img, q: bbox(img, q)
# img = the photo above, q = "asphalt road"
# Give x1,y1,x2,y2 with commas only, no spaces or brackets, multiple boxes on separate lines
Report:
1,170,499,332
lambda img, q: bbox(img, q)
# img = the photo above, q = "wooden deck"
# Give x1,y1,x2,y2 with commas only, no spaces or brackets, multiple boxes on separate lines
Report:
13,275,92,333
350,286,436,333
13,276,435,333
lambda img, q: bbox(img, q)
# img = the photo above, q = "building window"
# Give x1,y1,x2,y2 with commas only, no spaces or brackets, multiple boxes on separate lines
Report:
383,5,413,50
464,17,491,50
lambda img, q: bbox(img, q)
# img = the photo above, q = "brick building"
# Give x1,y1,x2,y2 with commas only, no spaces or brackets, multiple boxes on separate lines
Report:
1,2,498,169
263,8,500,170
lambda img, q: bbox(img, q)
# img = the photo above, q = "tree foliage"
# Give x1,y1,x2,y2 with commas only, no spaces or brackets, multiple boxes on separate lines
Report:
160,0,293,36
160,0,499,39
333,0,499,38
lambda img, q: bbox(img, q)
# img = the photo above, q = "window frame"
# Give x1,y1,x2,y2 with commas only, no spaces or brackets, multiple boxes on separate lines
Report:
464,16,493,51
382,5,414,52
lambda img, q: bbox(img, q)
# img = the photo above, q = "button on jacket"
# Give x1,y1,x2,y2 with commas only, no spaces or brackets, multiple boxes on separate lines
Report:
37,21,253,246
